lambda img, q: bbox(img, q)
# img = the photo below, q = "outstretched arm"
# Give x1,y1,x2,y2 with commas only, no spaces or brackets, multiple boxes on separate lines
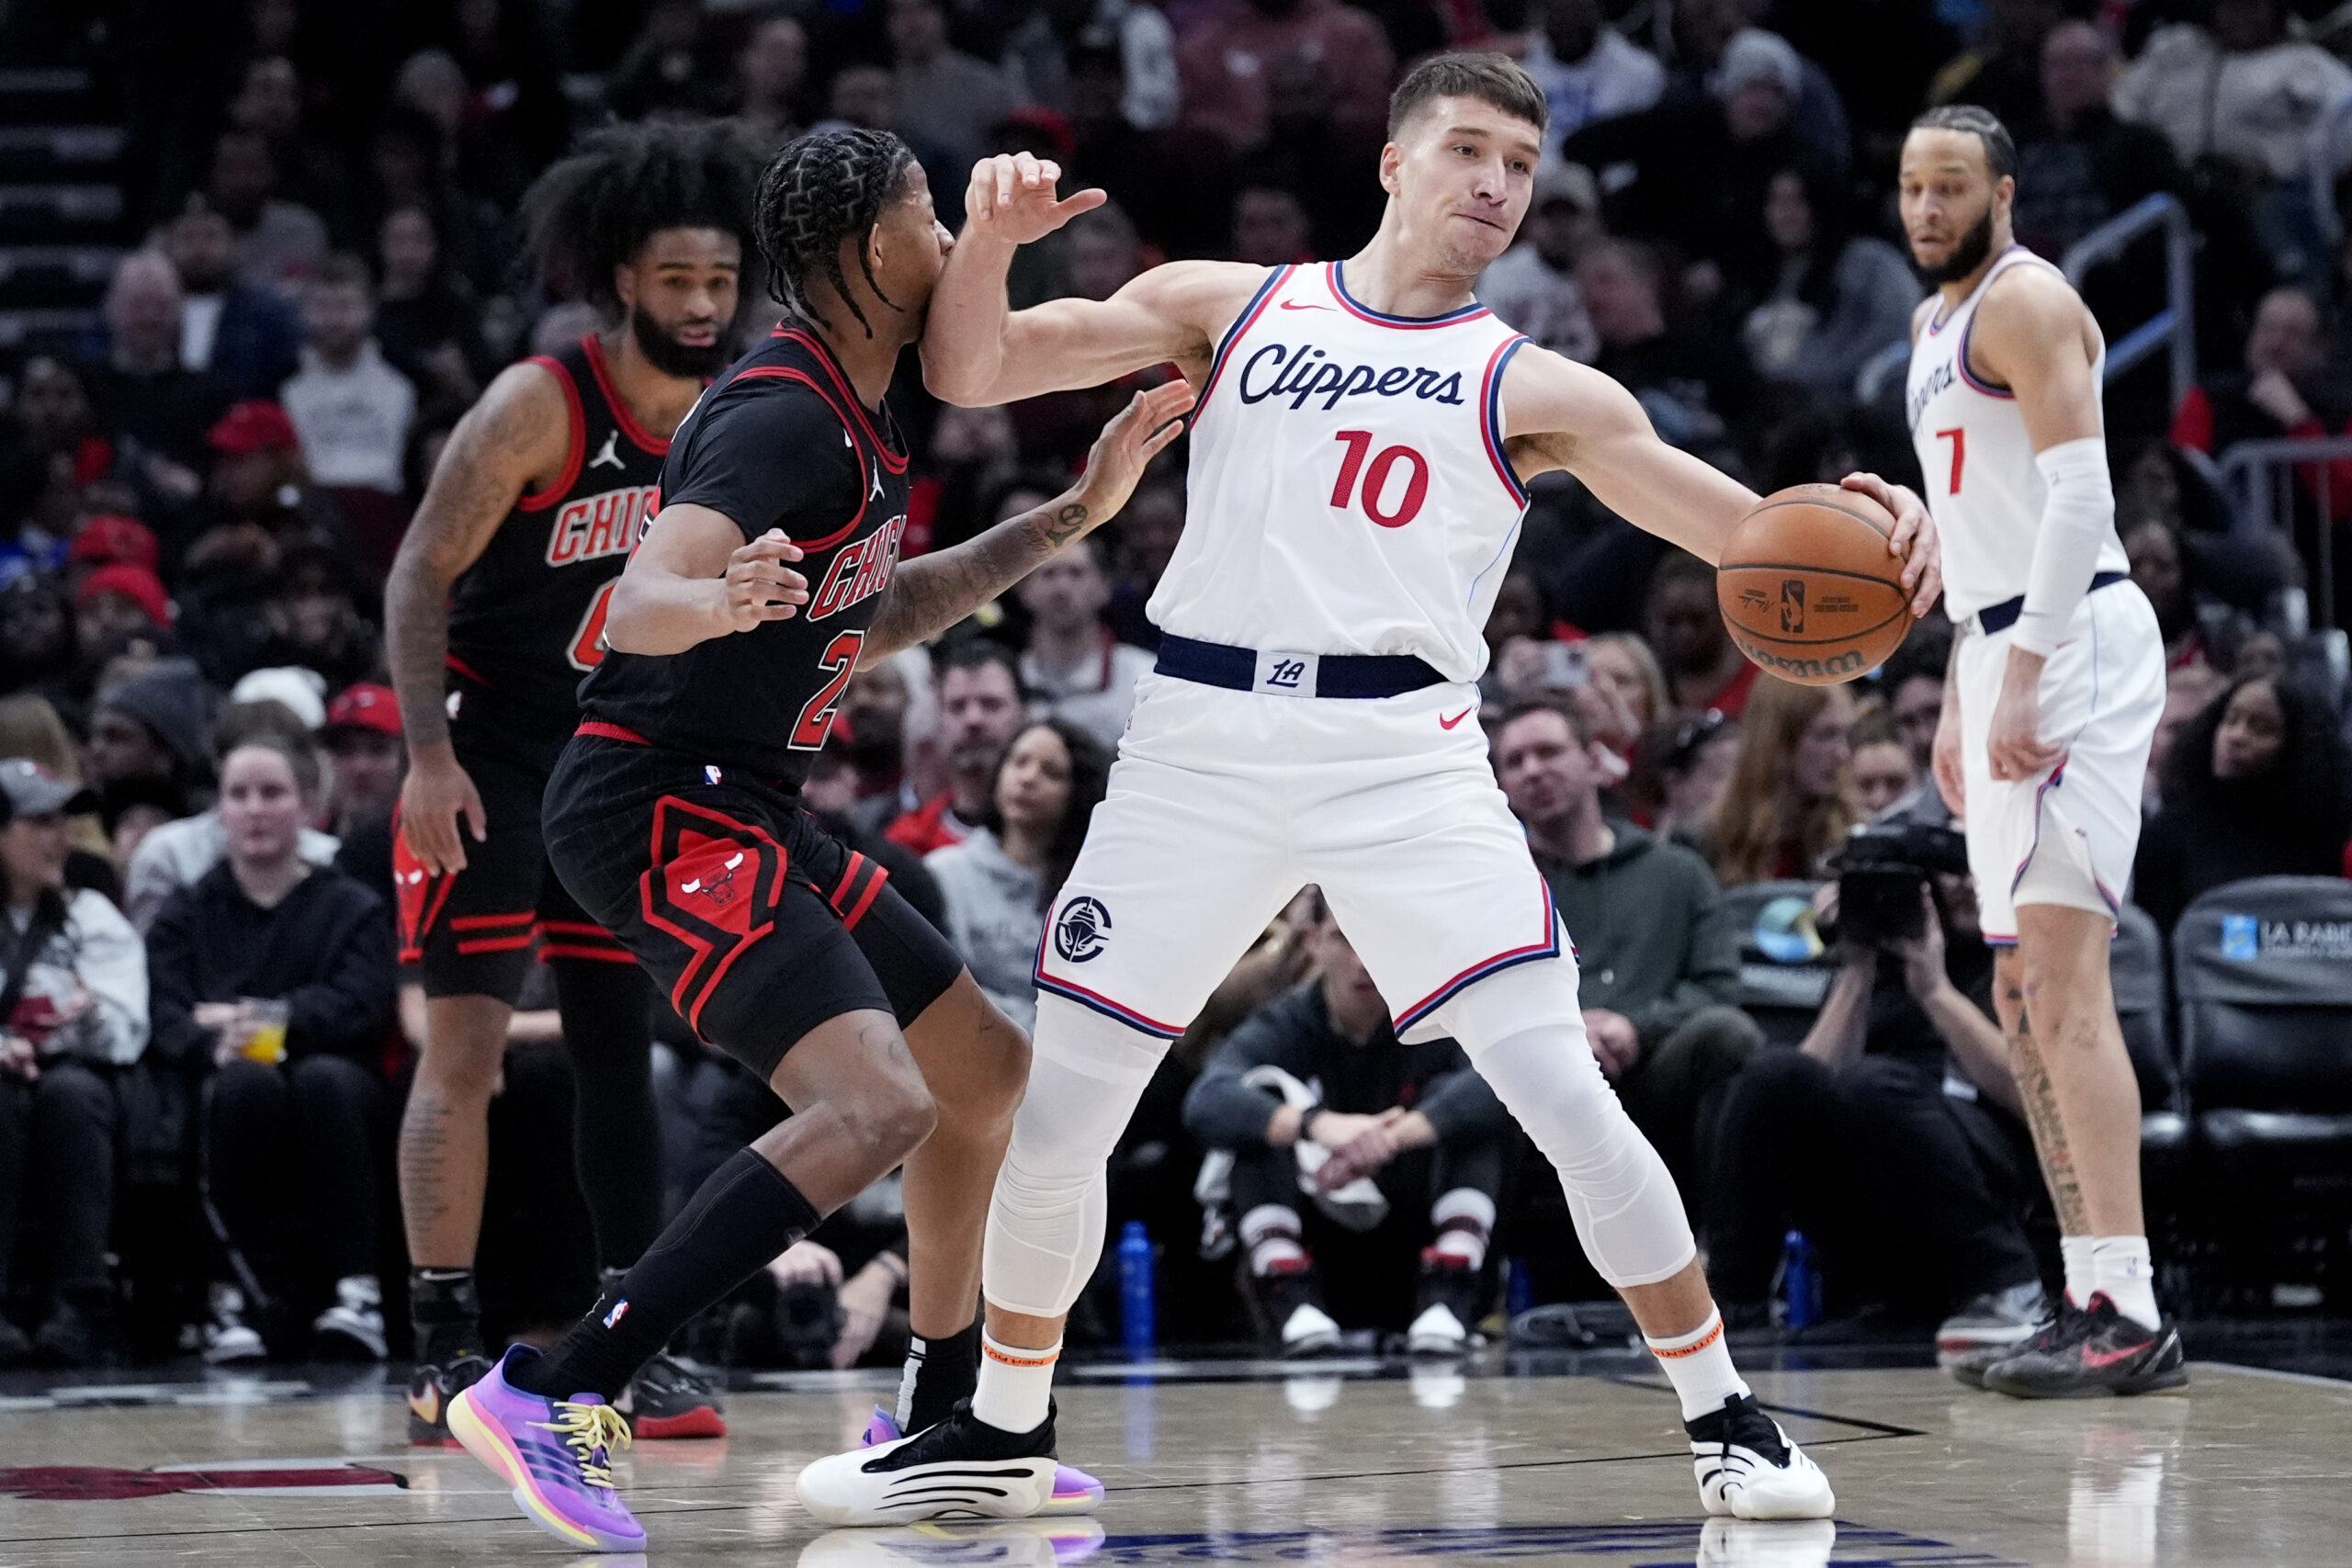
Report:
861,380,1193,662
922,152,1256,406
1503,346,1941,612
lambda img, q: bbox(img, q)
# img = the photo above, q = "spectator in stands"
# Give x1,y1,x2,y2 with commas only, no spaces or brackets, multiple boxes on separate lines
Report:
81,252,231,478
1706,675,1858,886
247,542,379,693
74,565,172,660
206,128,329,296
318,682,402,836
87,663,213,807
733,12,809,150
606,1,727,119
1107,482,1182,649
2170,287,2349,458
1001,0,1181,132
1666,1,1850,178
2146,661,2228,812
1849,711,1918,818
1926,0,2063,131
360,108,507,303
1182,893,1509,1355
1476,161,1601,363
1065,204,1147,303
1578,239,1753,459
226,55,347,231
1708,868,2052,1348
1588,630,1668,742
278,254,415,550
0,575,75,708
149,733,396,1358
1520,0,1664,151
1878,626,1951,786
1739,165,1919,397
1495,699,1759,1217
2115,0,2350,277
158,199,301,402
0,356,104,544
890,0,1026,178
0,760,146,1365
391,47,536,209
2133,673,2352,933
925,717,1113,1030
888,642,1029,854
2007,20,2184,263
1016,538,1157,750
1230,185,1317,266
1645,551,1759,717
1176,0,1395,157
373,206,489,408
0,697,119,903
124,698,337,933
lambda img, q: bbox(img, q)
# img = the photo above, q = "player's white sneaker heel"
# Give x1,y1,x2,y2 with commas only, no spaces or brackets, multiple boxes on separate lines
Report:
797,1402,1059,1527
1280,1302,1341,1357
1406,1302,1468,1355
1685,1394,1835,1520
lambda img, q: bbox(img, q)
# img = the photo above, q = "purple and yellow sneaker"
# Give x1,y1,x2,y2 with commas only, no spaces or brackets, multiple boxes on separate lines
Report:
446,1344,646,1551
861,1407,1103,1516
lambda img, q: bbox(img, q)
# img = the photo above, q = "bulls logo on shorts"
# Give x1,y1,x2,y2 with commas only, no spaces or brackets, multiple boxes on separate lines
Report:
1054,896,1113,962
640,796,790,1033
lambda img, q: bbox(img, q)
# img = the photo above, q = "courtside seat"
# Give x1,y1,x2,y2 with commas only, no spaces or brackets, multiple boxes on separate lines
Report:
1722,880,1834,1049
2172,876,2352,1292
2112,903,2189,1172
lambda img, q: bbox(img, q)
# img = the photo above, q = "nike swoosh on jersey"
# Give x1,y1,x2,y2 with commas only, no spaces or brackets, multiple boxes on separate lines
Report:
1439,707,1474,729
1279,300,1334,311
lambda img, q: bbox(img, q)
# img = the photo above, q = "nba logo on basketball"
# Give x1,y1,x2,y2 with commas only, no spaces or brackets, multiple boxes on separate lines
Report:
1778,579,1806,634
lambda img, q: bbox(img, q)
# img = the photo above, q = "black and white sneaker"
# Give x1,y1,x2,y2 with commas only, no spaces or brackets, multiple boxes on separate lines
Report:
1685,1393,1836,1520
1938,1281,2053,1389
797,1399,1061,1527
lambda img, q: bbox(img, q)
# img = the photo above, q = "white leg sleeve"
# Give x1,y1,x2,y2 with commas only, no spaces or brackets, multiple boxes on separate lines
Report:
1438,960,1697,1289
982,994,1168,1318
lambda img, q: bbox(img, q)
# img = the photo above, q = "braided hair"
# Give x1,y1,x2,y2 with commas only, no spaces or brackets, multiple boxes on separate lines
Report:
518,118,761,314
754,128,917,338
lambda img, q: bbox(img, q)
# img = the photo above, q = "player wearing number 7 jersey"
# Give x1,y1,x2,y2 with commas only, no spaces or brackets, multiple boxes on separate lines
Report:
797,54,1939,1529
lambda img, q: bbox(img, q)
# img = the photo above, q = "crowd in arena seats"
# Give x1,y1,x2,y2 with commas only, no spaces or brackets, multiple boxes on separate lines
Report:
6,0,2352,1367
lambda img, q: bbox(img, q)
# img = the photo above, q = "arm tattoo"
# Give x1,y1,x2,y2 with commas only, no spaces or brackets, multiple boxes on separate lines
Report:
865,498,1091,658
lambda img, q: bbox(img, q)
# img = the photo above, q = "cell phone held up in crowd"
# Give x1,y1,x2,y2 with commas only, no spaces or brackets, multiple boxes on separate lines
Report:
1834,820,1971,948
1541,639,1589,691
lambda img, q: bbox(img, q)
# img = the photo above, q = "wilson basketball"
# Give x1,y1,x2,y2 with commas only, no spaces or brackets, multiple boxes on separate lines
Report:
1715,483,1913,686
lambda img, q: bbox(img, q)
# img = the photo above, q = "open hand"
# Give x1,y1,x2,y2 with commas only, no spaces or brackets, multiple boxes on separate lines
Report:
723,530,809,631
965,152,1105,244
1987,649,2064,782
1069,380,1196,530
1841,471,1942,617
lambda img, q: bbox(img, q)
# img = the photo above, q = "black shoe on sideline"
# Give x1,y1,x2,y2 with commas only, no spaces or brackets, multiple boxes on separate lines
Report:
1982,1293,2188,1399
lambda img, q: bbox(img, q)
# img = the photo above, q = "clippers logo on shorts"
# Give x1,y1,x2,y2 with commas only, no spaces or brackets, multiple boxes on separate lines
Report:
1780,579,1806,634
1053,896,1113,962
808,512,907,620
545,485,660,567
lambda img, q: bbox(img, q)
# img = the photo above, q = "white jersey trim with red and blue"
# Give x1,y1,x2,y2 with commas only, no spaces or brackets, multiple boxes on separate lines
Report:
1392,880,1565,1034
1031,924,1187,1040
1329,260,1494,329
1193,265,1292,415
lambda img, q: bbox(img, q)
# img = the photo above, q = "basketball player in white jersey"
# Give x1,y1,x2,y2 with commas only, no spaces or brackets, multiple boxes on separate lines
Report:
1899,106,2185,1398
797,54,1940,1525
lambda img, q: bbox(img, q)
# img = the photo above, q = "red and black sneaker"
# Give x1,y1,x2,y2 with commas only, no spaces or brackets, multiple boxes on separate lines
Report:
408,1352,491,1446
1981,1292,2188,1400
619,1348,728,1438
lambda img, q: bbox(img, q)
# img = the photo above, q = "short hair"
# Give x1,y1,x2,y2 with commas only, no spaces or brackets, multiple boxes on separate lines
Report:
520,118,761,317
1645,548,1717,607
1497,695,1590,747
1386,52,1549,141
1851,710,1904,750
936,637,1027,699
1909,104,2018,182
755,128,918,337
220,729,322,801
1878,617,1952,692
309,251,371,293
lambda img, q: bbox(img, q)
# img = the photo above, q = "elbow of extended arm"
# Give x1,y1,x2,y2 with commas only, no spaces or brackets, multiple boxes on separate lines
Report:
601,573,655,655
920,351,996,409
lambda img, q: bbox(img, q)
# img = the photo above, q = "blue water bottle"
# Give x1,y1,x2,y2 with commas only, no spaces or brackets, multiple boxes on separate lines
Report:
1781,1230,1819,1329
1118,1221,1156,1358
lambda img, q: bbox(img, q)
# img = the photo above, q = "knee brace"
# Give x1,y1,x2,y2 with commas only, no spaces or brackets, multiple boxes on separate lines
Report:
1444,961,1696,1289
982,995,1167,1318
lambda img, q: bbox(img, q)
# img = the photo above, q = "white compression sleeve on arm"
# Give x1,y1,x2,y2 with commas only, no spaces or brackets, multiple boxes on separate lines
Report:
2011,435,2115,657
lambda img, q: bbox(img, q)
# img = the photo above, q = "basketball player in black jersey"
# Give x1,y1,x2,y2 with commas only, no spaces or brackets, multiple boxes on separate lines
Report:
384,121,756,1444
440,128,1189,1551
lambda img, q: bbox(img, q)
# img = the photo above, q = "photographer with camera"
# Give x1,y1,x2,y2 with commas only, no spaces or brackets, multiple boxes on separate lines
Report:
1705,808,2054,1362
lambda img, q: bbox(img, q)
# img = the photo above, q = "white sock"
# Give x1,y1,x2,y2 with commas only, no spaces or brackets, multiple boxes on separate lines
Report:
2062,1235,2096,1309
1428,1188,1494,1272
1240,1203,1308,1277
2090,1236,2161,1330
971,1329,1059,1436
1645,1309,1749,1422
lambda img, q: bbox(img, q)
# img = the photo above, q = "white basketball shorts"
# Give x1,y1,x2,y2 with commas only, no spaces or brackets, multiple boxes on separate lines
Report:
1034,671,1573,1043
1953,580,2164,942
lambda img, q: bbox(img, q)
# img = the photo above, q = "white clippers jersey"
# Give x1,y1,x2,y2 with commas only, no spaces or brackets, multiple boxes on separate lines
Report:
1905,244,2127,620
1148,261,1532,682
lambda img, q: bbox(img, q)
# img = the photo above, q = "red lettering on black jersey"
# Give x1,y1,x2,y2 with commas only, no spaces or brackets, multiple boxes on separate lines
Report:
808,513,906,620
547,484,659,568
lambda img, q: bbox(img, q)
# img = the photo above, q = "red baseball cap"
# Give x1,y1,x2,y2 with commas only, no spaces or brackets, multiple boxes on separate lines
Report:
75,562,173,628
322,682,401,739
207,400,300,457
67,514,162,571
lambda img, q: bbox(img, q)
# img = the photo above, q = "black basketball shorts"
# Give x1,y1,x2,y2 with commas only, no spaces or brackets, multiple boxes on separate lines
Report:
395,678,634,1000
542,725,964,1080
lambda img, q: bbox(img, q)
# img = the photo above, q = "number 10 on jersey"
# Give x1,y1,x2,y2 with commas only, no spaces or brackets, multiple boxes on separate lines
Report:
1330,431,1430,528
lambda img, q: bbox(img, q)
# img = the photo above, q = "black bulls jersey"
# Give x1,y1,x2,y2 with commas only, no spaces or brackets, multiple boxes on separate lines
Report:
445,334,670,717
578,324,911,786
